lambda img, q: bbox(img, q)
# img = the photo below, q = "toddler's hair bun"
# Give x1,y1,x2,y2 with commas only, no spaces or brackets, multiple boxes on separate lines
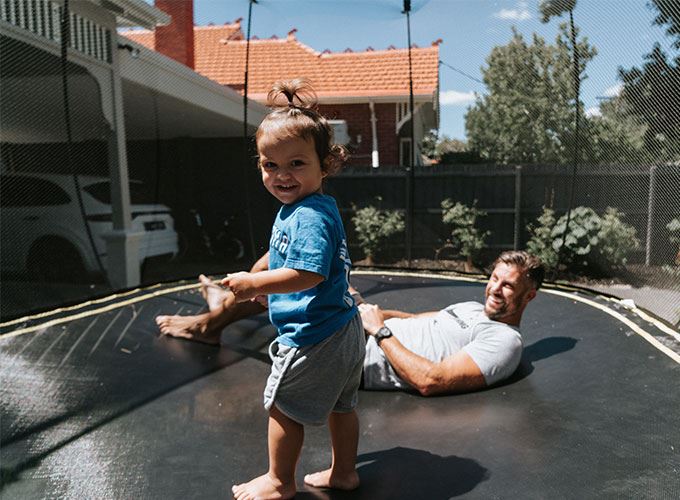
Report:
267,78,318,110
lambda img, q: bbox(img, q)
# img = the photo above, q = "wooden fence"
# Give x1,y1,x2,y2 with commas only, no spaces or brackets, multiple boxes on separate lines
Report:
324,163,680,265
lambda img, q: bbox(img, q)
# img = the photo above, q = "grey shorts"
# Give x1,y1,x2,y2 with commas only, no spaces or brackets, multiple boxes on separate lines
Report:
263,313,365,426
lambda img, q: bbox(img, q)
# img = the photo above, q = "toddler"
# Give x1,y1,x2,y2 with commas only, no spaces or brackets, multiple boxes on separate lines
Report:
225,79,365,500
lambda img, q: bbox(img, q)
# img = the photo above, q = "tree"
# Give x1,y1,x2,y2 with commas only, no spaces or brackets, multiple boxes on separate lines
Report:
465,25,596,164
617,0,680,162
650,0,680,48
584,96,649,164
618,45,680,162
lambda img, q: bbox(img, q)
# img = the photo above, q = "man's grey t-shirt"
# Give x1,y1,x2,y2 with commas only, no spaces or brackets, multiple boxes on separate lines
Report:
362,301,523,391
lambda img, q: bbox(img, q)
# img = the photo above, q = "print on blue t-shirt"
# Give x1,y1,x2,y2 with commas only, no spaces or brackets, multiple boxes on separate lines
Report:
268,193,357,347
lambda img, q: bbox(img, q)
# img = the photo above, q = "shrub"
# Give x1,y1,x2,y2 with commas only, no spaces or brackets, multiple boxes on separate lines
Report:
440,199,490,270
526,207,559,268
351,201,404,264
526,205,639,275
598,207,640,267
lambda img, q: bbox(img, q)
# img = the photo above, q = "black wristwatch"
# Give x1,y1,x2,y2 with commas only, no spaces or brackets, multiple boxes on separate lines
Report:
374,326,393,345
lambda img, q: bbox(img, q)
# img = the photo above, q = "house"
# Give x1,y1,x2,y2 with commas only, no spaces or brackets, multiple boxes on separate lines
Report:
122,0,441,167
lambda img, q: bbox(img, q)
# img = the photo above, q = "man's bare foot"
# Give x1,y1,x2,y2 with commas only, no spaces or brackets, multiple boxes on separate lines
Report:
155,313,221,345
303,468,359,491
232,473,296,500
199,274,230,312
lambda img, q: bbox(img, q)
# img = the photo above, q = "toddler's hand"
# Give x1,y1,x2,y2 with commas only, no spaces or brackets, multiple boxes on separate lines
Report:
221,272,258,302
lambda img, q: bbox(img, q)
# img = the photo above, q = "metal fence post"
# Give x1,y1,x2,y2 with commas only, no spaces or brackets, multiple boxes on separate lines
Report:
645,165,658,266
514,165,522,250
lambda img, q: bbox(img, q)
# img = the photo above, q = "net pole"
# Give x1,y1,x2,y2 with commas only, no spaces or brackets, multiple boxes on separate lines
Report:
404,0,415,264
556,9,581,273
243,0,258,262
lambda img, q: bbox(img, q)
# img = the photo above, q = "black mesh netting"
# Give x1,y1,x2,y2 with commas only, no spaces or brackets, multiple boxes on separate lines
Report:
1,0,678,327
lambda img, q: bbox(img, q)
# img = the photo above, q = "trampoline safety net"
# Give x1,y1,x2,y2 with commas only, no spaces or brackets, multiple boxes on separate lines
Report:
0,0,678,328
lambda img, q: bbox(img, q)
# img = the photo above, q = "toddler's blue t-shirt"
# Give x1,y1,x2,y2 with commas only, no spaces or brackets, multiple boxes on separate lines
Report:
268,193,357,347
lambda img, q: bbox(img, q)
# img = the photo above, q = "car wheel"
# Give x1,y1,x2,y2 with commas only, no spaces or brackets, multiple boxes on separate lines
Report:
28,237,88,283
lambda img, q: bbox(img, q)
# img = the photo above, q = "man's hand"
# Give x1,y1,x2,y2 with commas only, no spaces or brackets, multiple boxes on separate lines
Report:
358,303,385,335
221,272,258,302
251,295,268,308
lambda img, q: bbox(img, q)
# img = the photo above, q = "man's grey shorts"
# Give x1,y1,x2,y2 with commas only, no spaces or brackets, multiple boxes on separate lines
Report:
263,313,365,426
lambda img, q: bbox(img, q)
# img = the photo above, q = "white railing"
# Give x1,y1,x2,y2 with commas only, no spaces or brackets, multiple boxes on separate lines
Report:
0,0,111,63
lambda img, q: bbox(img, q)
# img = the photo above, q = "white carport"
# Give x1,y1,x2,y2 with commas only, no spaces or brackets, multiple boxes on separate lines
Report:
1,0,265,288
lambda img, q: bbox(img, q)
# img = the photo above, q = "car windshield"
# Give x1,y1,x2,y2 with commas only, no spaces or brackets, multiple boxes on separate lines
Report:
84,181,156,205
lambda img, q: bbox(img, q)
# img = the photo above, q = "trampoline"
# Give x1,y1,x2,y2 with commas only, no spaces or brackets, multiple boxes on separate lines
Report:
1,271,679,499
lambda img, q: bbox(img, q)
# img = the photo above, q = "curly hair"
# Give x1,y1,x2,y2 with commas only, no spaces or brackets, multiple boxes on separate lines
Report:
255,78,347,175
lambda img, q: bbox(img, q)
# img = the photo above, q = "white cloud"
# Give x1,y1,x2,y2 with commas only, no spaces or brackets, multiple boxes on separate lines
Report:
585,107,602,118
494,1,531,21
603,83,623,97
440,90,476,106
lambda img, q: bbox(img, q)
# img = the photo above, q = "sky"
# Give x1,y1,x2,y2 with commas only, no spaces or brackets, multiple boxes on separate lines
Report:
146,0,674,140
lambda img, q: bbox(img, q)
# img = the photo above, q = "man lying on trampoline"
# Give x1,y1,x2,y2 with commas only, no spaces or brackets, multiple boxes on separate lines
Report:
156,250,544,396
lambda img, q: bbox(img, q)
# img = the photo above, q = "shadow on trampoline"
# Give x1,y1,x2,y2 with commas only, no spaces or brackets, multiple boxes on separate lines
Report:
504,336,579,384
297,447,488,500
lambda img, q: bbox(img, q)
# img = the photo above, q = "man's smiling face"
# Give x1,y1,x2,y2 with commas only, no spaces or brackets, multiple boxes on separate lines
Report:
484,262,536,326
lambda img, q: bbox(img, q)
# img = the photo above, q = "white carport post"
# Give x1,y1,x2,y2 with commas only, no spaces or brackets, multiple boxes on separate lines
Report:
102,38,143,289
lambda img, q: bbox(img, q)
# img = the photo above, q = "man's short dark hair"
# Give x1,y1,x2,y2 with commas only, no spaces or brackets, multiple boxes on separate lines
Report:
493,251,545,290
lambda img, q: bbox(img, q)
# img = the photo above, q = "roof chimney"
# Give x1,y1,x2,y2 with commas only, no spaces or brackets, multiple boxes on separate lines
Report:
287,28,297,41
154,0,195,69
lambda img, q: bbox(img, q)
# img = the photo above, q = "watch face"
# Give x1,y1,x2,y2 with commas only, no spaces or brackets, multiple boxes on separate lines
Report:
376,326,392,340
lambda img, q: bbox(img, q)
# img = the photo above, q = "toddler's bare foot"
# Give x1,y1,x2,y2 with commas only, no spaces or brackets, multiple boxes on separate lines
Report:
232,473,296,500
303,468,359,491
199,274,230,311
155,314,221,345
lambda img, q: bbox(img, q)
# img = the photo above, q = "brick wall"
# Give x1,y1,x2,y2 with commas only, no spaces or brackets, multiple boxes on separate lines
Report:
154,0,195,69
320,103,398,166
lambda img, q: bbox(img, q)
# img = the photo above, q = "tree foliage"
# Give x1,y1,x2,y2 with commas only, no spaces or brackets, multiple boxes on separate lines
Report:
465,25,596,165
650,0,680,49
538,0,577,23
583,96,649,164
616,0,680,163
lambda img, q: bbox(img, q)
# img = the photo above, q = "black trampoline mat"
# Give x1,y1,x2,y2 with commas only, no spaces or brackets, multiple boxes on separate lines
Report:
1,272,679,499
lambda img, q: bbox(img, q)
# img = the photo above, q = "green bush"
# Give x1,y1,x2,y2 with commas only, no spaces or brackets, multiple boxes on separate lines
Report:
351,201,404,264
526,207,559,268
598,207,640,267
440,199,490,270
526,205,639,274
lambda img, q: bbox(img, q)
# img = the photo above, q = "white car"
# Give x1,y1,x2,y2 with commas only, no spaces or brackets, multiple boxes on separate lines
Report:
0,173,178,281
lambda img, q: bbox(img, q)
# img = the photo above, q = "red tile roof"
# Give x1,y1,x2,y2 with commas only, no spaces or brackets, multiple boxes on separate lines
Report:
122,23,440,101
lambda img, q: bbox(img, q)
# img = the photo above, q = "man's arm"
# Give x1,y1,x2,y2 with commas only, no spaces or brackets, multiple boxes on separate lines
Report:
359,303,486,396
380,309,438,320
376,338,486,396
